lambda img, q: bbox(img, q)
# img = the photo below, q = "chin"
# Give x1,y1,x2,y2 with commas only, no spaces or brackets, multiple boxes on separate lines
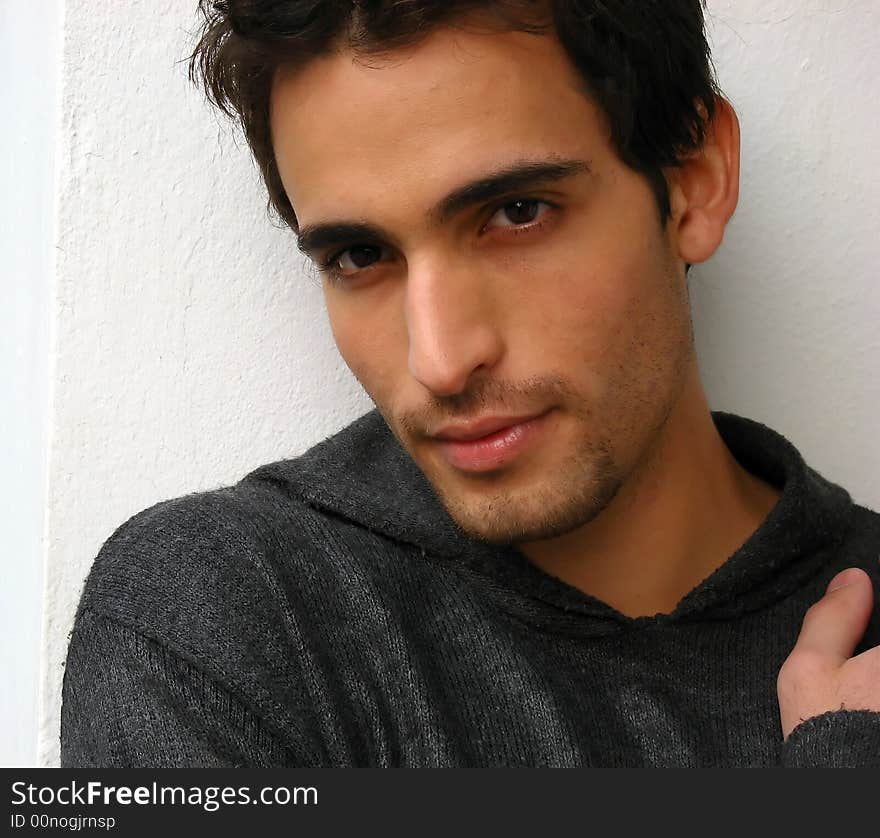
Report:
431,460,624,547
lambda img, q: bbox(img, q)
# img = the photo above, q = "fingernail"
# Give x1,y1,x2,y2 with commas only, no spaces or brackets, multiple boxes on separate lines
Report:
826,568,861,594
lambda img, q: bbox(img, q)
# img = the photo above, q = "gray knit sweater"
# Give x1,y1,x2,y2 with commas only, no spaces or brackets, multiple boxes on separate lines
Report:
60,410,880,767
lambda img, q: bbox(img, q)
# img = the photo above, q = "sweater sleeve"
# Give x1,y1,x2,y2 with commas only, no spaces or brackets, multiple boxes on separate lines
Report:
779,709,880,767
60,609,298,768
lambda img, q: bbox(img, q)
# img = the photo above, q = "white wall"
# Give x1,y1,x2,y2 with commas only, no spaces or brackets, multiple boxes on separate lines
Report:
15,0,879,766
695,0,880,486
1,0,62,767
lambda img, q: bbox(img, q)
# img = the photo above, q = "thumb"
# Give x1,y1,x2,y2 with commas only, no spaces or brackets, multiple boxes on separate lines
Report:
793,568,874,665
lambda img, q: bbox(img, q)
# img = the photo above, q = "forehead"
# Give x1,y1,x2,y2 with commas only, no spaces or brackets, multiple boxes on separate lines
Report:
269,26,607,228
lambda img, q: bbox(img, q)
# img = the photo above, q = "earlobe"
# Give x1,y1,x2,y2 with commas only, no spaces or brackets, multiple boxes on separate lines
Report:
668,96,741,266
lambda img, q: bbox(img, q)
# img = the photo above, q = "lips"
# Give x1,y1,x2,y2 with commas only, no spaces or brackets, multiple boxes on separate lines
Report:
432,410,554,473
432,412,548,442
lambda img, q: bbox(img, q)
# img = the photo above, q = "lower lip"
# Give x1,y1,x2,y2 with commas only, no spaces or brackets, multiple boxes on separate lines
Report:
436,411,553,473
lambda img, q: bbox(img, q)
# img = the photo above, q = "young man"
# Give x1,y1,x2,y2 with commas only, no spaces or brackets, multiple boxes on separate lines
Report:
61,0,880,767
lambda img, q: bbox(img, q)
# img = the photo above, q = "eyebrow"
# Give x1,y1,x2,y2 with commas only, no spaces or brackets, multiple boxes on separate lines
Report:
295,157,591,260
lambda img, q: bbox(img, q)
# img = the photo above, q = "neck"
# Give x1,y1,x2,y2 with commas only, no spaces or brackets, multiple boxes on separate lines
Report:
517,363,782,619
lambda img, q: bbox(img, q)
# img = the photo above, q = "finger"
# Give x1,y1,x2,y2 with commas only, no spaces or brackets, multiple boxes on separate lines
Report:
792,568,874,665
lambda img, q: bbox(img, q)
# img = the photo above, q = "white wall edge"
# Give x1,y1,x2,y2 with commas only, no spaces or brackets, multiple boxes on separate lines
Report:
1,0,64,767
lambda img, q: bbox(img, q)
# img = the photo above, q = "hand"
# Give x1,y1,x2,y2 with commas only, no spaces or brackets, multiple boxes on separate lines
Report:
777,567,879,740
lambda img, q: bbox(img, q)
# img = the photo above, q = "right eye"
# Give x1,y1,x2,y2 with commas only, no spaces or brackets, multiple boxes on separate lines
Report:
320,244,391,285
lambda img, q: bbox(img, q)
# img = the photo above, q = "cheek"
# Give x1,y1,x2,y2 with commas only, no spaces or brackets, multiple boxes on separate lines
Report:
510,186,657,330
325,294,402,399
508,245,644,370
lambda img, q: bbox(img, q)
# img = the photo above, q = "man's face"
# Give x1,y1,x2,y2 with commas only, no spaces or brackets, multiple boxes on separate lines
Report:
271,24,696,545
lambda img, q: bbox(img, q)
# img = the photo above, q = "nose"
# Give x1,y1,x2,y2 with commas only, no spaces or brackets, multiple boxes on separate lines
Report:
404,253,505,397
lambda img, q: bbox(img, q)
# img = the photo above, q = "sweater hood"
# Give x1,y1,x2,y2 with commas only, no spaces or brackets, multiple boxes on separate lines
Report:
242,409,856,623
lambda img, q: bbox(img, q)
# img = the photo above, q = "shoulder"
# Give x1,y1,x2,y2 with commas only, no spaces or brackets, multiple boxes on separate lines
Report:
76,410,397,630
80,476,316,649
65,408,457,743
64,468,356,764
68,473,352,735
70,406,444,675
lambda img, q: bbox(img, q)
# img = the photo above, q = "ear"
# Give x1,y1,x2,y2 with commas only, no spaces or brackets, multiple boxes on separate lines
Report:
666,96,741,265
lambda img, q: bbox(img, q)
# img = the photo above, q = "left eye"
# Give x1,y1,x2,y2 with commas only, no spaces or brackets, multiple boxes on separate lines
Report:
486,199,551,229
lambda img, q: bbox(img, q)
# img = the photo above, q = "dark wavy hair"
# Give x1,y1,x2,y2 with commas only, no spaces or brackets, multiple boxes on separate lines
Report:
189,0,720,231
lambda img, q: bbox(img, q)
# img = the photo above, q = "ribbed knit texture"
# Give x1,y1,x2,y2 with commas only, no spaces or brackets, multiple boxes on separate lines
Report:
60,410,880,767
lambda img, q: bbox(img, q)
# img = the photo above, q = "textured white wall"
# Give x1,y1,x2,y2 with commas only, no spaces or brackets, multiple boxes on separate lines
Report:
35,0,879,765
